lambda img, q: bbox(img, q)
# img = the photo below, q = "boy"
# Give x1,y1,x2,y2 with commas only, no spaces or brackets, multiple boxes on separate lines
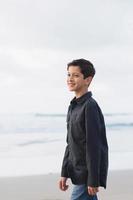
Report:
59,59,108,200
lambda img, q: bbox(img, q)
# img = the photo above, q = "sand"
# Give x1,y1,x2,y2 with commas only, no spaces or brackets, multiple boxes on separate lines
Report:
0,170,132,200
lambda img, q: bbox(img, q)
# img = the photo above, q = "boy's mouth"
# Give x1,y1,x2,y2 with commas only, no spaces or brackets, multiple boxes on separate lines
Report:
68,83,75,86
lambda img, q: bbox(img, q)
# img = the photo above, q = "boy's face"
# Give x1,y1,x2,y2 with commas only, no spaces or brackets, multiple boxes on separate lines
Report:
67,66,92,92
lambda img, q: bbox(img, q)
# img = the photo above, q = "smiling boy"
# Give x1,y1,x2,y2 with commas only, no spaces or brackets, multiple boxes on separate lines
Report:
59,59,108,200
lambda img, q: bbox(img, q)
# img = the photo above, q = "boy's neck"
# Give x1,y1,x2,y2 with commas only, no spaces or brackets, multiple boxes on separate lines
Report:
75,89,88,99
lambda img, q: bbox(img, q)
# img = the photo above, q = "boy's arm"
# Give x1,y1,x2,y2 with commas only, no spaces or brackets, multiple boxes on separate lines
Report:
61,144,69,177
85,101,102,187
59,145,69,191
61,106,71,178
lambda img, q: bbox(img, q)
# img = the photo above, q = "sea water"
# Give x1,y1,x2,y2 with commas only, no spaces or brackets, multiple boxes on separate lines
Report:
0,113,133,177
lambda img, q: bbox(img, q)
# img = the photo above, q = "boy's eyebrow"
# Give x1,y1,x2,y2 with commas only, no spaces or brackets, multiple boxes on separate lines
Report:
67,72,81,74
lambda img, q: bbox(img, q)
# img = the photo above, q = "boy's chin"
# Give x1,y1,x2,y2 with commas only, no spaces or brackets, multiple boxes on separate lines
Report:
68,88,75,91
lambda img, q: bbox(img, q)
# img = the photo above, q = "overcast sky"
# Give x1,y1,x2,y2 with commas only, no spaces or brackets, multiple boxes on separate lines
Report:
0,0,133,114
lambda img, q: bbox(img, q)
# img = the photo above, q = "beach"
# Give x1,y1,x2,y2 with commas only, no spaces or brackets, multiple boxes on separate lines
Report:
0,113,133,199
0,170,132,200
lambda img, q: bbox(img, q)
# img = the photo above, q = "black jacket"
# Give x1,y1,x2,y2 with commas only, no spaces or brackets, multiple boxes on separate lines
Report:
61,92,108,188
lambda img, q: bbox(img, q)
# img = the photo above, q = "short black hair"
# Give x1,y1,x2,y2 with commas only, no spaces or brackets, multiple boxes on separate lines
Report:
67,58,95,79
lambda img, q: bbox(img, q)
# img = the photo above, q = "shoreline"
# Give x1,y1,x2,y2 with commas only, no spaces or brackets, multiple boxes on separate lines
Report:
0,169,132,200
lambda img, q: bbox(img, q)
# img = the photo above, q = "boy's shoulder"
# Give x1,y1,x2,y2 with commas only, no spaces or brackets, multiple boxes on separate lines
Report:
85,95,102,112
85,95,98,107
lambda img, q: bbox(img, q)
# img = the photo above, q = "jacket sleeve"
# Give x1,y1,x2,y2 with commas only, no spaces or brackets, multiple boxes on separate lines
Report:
85,101,102,187
61,106,71,177
61,144,69,177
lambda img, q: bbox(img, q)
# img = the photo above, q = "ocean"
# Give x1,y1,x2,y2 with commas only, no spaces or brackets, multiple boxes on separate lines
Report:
0,113,133,177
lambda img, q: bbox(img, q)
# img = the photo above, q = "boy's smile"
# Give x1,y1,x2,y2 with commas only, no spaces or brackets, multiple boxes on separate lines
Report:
67,66,92,97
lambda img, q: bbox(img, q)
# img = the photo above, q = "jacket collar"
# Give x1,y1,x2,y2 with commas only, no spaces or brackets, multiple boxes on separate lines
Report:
70,91,92,105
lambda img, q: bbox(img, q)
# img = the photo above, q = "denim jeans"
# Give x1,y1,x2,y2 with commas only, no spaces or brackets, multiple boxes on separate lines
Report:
71,184,98,200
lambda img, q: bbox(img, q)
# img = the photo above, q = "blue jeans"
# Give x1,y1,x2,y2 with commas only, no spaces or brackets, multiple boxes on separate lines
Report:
71,184,98,200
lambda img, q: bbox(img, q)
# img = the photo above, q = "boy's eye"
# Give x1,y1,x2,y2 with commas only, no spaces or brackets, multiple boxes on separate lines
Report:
67,74,79,77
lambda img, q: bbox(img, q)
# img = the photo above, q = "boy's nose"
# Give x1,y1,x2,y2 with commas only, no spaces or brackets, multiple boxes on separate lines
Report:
68,75,74,81
68,78,73,83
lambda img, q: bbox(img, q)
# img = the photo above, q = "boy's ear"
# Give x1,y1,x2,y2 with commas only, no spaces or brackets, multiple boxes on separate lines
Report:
85,76,93,86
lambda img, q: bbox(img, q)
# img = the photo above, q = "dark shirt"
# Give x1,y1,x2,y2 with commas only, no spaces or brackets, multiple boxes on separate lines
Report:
61,91,108,188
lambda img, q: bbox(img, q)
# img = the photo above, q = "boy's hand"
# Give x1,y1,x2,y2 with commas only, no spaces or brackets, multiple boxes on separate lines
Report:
88,186,99,195
59,177,69,191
